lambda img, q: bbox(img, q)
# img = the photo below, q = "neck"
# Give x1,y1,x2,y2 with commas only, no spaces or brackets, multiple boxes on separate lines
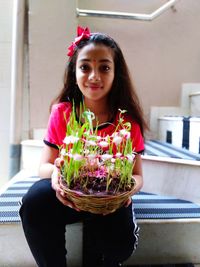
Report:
80,99,111,125
84,99,109,115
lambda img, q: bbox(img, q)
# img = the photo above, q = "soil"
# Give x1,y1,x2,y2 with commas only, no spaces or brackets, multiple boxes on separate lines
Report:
61,175,135,195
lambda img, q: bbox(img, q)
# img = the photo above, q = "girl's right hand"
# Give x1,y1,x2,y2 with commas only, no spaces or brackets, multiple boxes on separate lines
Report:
51,158,80,211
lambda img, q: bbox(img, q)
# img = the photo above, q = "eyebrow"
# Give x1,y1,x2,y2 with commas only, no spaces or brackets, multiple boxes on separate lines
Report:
78,58,113,63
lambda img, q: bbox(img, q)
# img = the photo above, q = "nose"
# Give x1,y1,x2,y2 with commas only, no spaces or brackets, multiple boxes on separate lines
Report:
89,68,100,81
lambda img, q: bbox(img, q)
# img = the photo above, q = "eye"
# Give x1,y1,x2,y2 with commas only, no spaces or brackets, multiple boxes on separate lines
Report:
100,65,111,72
79,64,90,72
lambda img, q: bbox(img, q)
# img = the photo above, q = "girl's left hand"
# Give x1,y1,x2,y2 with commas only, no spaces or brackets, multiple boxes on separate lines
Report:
124,197,132,207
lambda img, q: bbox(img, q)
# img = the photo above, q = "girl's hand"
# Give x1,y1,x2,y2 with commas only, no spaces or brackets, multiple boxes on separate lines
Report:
51,158,80,211
124,197,132,207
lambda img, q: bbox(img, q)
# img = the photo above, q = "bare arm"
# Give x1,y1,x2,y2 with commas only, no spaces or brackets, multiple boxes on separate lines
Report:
124,153,143,208
38,144,59,178
132,153,143,193
38,144,80,210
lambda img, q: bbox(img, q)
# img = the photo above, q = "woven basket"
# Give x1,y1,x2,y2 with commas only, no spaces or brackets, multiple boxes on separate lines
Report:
60,177,136,214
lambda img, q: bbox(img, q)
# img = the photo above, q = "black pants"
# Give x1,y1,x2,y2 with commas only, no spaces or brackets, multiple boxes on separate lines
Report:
19,179,139,267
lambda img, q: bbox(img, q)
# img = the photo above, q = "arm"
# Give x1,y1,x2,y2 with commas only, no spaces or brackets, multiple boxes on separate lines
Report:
132,153,143,194
124,153,143,208
38,144,80,211
38,144,59,179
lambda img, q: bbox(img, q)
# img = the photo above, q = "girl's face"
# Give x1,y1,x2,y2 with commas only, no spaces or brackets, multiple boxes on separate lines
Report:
76,43,115,105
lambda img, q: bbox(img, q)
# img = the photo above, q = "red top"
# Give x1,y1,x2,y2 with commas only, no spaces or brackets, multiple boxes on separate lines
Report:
44,102,144,153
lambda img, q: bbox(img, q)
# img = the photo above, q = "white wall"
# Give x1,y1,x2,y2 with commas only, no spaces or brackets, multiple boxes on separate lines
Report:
29,0,77,130
0,0,13,187
29,0,200,132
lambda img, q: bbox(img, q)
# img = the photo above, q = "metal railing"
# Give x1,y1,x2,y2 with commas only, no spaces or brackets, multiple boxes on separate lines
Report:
77,0,179,21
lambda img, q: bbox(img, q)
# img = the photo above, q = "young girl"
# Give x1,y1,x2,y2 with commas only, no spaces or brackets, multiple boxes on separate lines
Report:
20,26,147,267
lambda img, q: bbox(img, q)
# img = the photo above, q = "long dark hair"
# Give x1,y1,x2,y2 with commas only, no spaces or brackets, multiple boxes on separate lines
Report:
51,32,148,136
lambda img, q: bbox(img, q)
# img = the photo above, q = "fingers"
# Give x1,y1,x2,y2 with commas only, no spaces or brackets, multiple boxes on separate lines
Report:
56,191,71,207
124,197,132,207
51,167,60,191
54,157,64,169
52,172,80,212
56,191,80,211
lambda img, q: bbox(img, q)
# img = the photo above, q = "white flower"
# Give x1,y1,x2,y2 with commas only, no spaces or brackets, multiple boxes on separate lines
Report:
104,135,110,142
119,129,130,139
85,140,97,146
111,158,116,163
83,149,90,155
98,141,109,148
87,154,97,160
72,154,84,161
101,154,113,161
112,135,123,145
115,152,122,158
63,135,79,144
126,154,135,162
111,132,119,138
60,148,67,156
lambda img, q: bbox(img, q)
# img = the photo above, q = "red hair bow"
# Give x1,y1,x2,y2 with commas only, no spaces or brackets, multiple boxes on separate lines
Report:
67,26,91,57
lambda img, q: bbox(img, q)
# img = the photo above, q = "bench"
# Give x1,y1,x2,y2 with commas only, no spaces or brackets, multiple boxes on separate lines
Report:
1,170,200,267
145,140,200,160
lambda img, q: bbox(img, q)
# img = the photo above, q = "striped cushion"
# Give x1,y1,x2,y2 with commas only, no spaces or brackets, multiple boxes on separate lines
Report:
133,192,200,219
0,177,39,223
0,177,200,223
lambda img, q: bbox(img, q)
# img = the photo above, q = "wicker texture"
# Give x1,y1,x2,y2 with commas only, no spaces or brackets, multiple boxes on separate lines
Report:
60,178,136,214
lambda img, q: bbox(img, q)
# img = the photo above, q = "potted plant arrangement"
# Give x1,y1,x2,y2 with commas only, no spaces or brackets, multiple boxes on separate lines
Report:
59,104,137,214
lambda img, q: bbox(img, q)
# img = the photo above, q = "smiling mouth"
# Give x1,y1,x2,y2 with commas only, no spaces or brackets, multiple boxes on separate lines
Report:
88,84,102,90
